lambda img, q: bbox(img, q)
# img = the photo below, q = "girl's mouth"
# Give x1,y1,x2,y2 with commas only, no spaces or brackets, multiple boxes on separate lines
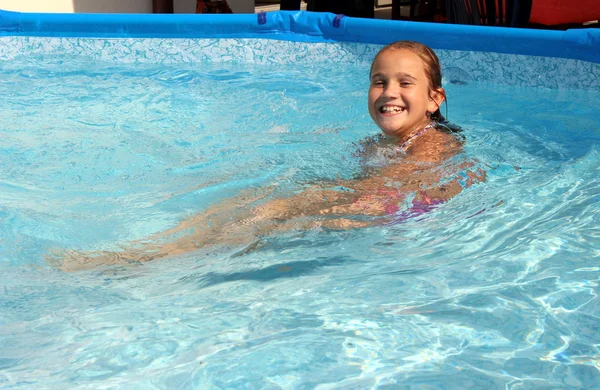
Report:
379,105,405,114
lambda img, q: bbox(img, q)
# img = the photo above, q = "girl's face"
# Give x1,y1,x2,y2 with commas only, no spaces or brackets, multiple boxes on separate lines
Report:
368,49,442,139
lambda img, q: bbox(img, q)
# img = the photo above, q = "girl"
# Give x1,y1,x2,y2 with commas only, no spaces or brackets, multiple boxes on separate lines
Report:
53,41,482,270
245,41,470,226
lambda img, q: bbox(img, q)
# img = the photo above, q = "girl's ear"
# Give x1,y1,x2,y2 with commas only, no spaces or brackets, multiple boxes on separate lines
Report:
428,88,445,113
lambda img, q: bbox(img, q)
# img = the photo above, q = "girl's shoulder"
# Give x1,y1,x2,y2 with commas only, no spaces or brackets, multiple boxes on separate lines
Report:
409,126,464,162
433,121,465,145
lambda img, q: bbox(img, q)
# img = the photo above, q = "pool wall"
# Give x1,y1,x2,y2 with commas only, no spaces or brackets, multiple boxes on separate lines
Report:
0,10,599,89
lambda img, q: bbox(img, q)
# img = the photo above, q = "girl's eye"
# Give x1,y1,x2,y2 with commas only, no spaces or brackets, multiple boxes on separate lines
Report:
400,82,412,87
372,80,385,86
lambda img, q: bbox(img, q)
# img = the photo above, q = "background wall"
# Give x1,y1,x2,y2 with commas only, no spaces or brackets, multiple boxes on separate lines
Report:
0,0,74,12
73,0,153,13
0,0,255,14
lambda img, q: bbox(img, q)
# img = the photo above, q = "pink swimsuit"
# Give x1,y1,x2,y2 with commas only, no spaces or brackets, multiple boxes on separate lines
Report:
386,191,444,225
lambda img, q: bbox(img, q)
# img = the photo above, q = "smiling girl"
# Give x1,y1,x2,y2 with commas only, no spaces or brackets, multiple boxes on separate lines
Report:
245,41,471,225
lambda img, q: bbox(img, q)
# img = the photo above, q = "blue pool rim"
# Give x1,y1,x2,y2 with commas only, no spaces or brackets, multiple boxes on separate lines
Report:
0,9,599,64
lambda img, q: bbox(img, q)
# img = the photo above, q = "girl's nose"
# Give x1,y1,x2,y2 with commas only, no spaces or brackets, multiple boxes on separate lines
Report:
382,81,400,97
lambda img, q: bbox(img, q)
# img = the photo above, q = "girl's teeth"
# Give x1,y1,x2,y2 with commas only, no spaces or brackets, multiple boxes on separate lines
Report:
381,106,404,113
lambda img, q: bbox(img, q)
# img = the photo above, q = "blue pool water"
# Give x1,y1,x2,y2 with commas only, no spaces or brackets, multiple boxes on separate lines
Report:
1,53,600,389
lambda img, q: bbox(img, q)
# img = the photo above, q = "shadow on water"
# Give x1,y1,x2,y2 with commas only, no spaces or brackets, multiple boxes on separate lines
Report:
177,255,359,288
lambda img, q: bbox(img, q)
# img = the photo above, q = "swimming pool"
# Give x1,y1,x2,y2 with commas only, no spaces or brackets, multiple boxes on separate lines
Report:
1,9,600,389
